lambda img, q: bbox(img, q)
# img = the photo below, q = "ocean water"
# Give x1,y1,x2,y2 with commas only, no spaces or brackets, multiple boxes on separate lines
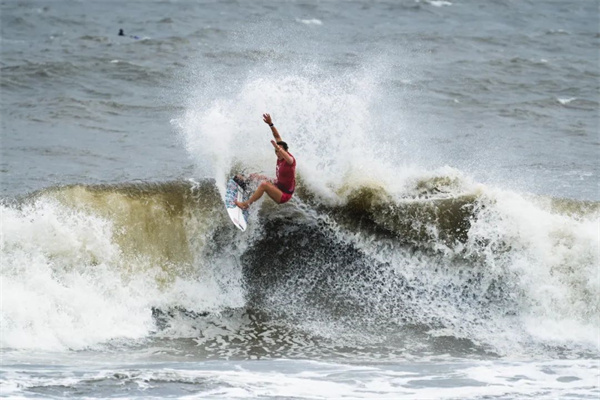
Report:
1,0,599,398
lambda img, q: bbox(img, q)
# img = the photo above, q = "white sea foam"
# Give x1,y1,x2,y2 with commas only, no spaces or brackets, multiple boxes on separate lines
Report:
296,18,323,25
0,197,245,351
558,97,577,105
461,189,600,353
2,358,597,399
422,0,453,7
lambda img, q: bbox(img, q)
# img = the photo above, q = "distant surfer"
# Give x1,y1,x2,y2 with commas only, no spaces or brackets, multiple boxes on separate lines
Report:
234,113,296,209
118,28,140,40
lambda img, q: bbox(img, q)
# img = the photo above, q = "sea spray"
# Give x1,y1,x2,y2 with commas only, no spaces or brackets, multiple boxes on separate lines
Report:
168,67,600,357
173,65,416,205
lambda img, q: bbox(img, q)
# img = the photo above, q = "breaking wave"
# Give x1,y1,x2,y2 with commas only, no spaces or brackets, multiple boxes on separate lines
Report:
1,174,598,357
2,65,598,358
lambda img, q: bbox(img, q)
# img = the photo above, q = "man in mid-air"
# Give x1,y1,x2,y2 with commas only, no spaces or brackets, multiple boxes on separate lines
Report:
234,113,296,209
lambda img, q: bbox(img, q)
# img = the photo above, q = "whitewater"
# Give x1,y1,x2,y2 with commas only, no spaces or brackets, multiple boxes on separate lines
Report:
1,0,599,398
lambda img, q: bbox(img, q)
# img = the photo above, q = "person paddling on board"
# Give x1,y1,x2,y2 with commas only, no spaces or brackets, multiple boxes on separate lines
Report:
234,113,296,209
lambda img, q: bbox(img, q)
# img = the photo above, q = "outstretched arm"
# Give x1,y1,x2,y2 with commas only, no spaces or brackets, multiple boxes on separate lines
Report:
263,113,283,142
271,140,294,165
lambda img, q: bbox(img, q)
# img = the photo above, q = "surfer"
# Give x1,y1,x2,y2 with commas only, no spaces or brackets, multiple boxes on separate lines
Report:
118,29,140,40
234,113,296,209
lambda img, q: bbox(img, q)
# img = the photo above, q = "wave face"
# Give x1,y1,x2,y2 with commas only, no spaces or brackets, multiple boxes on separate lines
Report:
2,176,598,357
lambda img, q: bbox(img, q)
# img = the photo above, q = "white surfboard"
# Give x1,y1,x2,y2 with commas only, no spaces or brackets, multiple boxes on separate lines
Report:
225,177,249,231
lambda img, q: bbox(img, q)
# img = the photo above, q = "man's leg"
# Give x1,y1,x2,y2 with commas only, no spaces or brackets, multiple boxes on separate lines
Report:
235,181,282,209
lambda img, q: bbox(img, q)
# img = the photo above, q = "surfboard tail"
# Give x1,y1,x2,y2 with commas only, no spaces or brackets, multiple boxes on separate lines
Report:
225,178,249,231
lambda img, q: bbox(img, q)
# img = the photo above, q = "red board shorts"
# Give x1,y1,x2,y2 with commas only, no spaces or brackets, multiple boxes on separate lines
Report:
279,192,293,204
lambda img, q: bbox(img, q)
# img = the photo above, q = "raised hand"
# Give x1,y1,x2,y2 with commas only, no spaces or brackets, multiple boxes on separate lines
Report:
263,113,273,125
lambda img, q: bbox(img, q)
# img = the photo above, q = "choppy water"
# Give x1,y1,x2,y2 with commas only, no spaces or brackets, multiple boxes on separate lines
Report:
1,0,599,398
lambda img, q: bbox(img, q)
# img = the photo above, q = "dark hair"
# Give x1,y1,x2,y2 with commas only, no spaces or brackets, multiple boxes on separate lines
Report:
277,141,288,151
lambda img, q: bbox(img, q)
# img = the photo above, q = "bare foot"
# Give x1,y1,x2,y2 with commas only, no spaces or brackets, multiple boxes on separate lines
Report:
234,200,249,210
